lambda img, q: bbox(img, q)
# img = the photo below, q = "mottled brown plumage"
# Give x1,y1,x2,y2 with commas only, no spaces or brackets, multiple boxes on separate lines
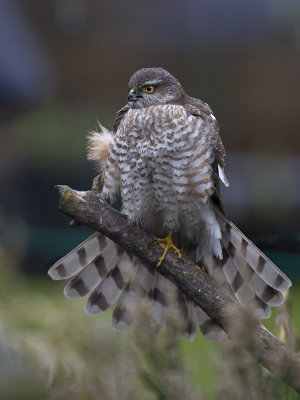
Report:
113,68,226,214
49,68,291,341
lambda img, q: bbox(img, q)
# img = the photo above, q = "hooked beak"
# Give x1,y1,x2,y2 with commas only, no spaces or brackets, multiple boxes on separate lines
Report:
128,89,141,103
128,92,138,102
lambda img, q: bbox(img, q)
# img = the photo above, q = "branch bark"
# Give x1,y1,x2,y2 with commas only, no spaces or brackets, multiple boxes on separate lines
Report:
55,184,300,393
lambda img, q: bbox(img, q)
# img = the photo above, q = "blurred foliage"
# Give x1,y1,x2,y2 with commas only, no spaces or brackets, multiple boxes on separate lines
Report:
1,3,299,397
2,101,115,168
0,101,116,229
1,249,300,399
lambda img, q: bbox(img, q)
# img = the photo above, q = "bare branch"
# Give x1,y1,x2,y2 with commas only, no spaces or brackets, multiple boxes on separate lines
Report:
55,184,300,393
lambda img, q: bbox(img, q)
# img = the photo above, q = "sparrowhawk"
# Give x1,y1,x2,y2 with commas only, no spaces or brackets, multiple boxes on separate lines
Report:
49,68,291,341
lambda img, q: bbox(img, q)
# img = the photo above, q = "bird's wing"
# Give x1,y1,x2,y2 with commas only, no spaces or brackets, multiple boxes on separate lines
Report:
182,103,228,215
183,99,227,178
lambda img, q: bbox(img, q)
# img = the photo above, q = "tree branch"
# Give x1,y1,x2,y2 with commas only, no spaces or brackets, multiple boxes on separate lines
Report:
55,184,300,393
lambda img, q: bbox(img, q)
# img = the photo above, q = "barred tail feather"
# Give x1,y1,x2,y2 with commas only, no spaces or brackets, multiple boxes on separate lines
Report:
111,261,156,331
215,210,291,319
52,225,290,340
111,284,135,331
48,233,218,341
85,252,140,316
216,210,291,292
219,246,271,319
48,233,111,280
149,272,167,334
221,236,284,308
64,242,124,299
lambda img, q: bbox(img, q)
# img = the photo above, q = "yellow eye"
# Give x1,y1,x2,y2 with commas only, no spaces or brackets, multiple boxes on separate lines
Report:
143,85,155,93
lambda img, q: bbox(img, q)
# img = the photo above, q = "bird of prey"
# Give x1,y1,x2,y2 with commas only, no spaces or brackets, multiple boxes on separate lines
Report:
49,67,291,341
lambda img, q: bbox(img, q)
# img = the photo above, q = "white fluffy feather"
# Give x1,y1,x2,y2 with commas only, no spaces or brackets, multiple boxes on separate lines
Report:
87,124,114,175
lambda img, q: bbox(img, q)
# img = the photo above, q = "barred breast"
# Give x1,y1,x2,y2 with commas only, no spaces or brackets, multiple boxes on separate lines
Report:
103,104,218,243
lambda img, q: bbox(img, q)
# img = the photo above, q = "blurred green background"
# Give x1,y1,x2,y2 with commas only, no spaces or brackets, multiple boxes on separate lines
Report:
0,0,300,398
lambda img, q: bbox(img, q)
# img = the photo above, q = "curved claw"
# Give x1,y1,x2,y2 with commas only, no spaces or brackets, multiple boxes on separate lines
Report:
156,233,182,267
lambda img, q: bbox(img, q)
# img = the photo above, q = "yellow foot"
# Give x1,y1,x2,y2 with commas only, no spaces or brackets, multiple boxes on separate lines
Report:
156,233,182,267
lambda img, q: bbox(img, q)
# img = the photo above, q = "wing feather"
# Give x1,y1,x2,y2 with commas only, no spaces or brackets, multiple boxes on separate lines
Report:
48,233,111,280
85,252,140,315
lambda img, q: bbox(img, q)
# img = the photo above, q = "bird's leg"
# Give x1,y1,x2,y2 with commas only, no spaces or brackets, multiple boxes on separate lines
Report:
156,232,182,267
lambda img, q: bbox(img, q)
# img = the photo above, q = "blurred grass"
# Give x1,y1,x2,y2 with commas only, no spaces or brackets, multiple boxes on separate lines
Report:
1,247,300,399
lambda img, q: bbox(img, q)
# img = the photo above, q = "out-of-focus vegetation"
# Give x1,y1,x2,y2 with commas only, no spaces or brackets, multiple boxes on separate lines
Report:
1,1,300,398
1,250,300,399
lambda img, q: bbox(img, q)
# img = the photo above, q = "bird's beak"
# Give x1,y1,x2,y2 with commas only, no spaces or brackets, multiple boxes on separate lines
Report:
128,88,139,103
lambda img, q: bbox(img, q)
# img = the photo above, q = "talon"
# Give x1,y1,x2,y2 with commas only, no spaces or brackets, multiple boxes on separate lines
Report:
155,233,182,267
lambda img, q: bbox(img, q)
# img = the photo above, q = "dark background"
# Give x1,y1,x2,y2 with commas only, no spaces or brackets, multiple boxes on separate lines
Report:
1,0,299,276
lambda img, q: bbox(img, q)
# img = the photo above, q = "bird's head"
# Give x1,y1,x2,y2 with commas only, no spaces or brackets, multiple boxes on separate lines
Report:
127,68,183,109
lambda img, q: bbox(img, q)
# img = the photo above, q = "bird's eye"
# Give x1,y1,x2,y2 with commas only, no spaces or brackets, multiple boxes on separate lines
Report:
143,86,155,93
